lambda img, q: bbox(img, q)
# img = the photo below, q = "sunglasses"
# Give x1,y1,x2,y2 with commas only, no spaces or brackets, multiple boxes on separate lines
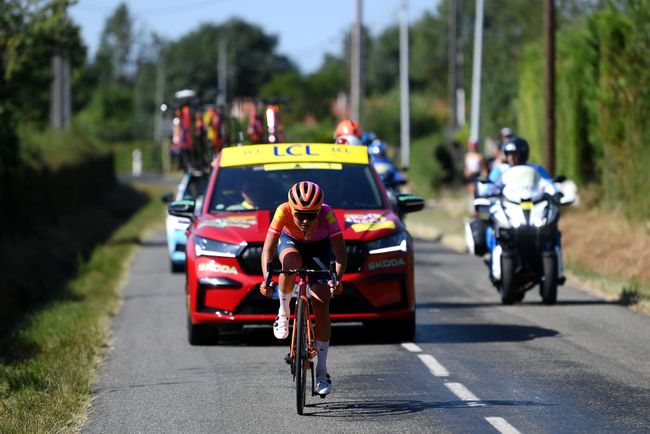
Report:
293,211,319,221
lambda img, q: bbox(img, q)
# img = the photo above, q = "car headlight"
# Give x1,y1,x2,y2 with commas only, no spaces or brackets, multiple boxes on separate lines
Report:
194,236,244,258
366,231,408,254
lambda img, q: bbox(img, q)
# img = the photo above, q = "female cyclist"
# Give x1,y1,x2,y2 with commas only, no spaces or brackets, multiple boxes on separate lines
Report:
259,181,347,396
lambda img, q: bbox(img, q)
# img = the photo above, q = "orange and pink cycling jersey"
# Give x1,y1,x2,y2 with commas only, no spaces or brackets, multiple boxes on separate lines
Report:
268,203,342,242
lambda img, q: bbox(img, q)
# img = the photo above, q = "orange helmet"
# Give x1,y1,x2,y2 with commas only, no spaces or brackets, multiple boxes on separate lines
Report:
288,181,323,212
334,119,362,139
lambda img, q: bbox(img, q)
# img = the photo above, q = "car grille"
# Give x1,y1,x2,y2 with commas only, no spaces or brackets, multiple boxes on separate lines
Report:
238,241,367,275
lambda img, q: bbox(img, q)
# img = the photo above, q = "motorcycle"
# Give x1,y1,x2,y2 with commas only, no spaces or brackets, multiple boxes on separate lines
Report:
465,165,574,305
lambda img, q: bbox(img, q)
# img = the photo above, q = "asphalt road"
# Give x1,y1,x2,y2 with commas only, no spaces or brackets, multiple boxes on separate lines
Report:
83,231,650,434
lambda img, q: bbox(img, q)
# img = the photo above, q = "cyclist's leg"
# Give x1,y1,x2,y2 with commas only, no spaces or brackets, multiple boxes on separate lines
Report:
277,233,301,315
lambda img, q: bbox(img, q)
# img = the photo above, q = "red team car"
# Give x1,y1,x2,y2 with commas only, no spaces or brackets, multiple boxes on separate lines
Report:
168,143,424,344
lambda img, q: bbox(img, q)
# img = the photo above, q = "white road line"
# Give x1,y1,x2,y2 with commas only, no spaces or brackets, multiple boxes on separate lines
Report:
485,417,522,434
444,382,484,407
401,342,422,352
444,382,480,400
417,354,449,377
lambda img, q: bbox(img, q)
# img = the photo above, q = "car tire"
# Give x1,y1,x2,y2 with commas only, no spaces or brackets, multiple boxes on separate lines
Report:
366,314,415,342
187,314,218,345
171,261,185,273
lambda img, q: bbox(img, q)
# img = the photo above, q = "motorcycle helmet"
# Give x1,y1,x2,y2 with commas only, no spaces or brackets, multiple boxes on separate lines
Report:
362,131,377,146
368,141,387,157
502,137,529,164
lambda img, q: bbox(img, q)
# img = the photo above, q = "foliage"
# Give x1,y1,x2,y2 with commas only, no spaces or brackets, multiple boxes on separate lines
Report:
516,1,650,220
0,182,165,432
0,0,86,173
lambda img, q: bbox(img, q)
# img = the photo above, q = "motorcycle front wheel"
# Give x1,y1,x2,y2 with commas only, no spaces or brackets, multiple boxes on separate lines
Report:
540,253,558,305
500,255,518,305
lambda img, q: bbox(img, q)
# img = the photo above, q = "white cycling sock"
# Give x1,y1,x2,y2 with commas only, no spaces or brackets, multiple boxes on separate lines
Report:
315,340,329,375
278,291,291,317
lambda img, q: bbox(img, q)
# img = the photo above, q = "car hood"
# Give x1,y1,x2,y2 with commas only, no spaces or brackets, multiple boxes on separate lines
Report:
192,209,405,244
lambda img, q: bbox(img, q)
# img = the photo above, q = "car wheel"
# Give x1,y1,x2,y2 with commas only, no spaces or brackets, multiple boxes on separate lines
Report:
187,314,218,345
366,314,415,342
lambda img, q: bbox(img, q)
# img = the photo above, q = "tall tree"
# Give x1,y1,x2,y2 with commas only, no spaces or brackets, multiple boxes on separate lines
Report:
95,2,133,84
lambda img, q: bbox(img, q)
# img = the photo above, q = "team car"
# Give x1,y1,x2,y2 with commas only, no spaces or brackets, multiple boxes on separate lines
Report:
168,143,424,344
161,169,209,272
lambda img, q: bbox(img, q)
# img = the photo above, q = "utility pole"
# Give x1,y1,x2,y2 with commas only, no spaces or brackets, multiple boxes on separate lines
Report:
51,5,71,130
544,0,556,175
399,0,410,170
50,54,71,129
217,38,228,107
447,0,458,140
469,0,484,144
350,0,362,122
154,52,170,173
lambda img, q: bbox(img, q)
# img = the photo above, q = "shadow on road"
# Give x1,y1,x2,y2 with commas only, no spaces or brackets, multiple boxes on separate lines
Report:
414,323,558,343
304,397,547,418
207,323,406,347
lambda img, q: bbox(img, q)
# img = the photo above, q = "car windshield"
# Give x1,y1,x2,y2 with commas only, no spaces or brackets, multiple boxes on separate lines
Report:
208,164,385,212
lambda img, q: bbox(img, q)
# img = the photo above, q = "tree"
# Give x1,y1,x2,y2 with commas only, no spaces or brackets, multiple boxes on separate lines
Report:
0,0,85,171
95,2,134,85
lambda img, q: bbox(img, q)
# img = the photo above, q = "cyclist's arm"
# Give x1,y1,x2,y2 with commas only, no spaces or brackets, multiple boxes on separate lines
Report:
330,234,346,283
261,232,279,278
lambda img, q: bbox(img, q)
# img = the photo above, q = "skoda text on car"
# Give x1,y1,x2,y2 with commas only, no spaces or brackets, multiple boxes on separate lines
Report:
168,143,424,344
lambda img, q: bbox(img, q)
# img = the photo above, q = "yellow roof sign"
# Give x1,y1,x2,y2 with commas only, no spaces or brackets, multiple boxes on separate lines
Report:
219,143,369,167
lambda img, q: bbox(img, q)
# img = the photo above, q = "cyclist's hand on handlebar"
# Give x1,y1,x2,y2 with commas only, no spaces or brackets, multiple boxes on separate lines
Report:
328,280,343,297
260,280,274,298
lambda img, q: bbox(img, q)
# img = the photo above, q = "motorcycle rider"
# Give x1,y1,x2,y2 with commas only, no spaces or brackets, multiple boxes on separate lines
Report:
368,140,407,190
481,136,565,283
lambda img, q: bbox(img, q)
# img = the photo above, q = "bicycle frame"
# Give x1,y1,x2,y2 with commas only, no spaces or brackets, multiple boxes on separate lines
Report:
264,260,337,414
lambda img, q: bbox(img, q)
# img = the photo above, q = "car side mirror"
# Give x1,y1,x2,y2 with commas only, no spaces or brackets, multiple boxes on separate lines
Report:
168,199,196,221
396,193,425,214
161,192,174,203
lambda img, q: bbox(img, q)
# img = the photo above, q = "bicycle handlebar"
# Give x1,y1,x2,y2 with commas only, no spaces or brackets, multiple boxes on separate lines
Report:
264,260,338,293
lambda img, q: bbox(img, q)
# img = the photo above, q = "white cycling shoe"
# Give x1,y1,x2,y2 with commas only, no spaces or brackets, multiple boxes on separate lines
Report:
273,313,289,340
316,373,332,396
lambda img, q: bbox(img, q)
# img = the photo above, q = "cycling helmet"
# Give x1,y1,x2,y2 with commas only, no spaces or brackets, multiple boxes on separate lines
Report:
502,137,529,164
288,181,323,212
335,134,362,145
368,141,387,157
334,119,362,139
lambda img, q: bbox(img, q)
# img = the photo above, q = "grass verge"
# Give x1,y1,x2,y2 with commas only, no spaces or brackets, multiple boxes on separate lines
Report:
0,182,167,433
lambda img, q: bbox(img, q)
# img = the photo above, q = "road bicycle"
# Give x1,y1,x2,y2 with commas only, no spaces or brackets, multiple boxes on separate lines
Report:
264,258,337,415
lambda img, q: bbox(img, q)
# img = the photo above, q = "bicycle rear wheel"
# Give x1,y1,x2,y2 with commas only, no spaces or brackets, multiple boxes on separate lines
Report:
295,297,308,415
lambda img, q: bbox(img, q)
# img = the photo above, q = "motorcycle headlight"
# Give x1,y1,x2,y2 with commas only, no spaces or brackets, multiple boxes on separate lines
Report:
366,231,408,254
194,236,244,258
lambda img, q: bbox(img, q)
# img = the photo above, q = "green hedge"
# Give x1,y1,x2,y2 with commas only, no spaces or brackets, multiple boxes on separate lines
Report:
516,3,650,220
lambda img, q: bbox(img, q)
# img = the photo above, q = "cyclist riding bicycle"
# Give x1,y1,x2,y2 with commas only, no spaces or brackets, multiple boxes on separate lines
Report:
259,181,347,396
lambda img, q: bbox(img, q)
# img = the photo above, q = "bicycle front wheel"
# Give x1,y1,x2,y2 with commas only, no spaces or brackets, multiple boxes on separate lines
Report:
295,297,308,415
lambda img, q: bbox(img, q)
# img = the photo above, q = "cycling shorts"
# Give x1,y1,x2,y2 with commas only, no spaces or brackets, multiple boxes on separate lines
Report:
277,232,333,284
